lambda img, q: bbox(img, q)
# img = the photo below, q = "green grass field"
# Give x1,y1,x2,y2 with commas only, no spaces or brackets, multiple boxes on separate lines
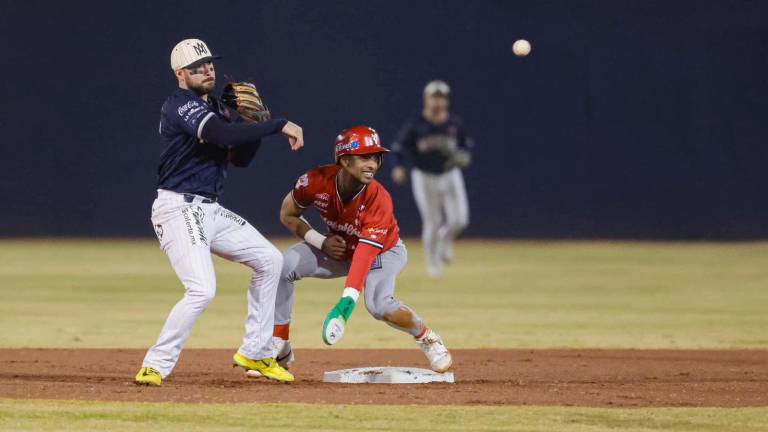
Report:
0,239,766,350
1,239,767,431
1,400,767,432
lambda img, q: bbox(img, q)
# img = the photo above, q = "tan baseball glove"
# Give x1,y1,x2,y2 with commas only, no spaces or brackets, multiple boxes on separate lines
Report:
221,82,271,123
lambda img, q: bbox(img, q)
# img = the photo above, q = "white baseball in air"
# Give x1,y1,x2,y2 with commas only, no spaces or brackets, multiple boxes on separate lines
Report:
513,39,531,57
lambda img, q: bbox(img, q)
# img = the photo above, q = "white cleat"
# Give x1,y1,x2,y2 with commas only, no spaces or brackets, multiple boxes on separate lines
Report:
416,329,452,373
440,247,454,265
272,337,295,370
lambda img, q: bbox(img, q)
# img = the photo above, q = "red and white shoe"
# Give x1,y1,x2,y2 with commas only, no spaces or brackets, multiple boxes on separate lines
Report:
416,329,452,373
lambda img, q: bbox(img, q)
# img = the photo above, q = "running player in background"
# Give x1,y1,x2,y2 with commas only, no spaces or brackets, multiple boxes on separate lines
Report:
391,80,472,278
271,126,452,373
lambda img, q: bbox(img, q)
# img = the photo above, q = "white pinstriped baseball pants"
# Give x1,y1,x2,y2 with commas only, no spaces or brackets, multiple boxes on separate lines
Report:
411,167,469,276
142,189,282,378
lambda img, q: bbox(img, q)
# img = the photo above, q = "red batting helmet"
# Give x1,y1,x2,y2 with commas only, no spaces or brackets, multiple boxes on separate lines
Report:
334,125,390,162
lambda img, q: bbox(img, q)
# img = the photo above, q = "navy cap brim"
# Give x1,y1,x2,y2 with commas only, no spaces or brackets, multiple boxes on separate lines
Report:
184,55,222,69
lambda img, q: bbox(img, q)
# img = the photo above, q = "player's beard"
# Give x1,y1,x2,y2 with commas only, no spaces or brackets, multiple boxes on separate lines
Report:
189,78,216,96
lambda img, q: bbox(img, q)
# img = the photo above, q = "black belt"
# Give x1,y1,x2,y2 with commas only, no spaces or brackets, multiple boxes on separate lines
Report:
183,193,217,204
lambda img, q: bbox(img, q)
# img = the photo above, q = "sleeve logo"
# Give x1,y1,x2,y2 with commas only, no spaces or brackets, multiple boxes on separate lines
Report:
367,227,388,239
295,173,309,189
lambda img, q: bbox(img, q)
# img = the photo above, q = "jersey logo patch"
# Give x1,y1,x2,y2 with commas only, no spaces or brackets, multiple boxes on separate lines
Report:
295,174,309,189
177,100,199,116
417,135,458,154
323,218,361,237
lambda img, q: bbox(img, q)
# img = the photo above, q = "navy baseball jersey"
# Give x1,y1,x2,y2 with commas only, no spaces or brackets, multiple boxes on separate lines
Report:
391,115,471,174
156,89,232,198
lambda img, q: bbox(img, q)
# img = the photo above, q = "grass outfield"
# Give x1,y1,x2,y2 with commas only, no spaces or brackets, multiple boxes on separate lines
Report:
0,400,766,432
1,239,767,431
0,239,767,349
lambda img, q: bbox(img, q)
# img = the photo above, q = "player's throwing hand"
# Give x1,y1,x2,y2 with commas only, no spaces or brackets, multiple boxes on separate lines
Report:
282,121,304,151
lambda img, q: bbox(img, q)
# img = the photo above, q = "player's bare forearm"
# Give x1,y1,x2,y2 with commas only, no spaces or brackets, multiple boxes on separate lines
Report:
280,192,347,259
280,192,311,238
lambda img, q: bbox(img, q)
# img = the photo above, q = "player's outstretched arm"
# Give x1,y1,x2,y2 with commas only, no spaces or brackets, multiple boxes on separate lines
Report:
321,243,379,345
279,192,346,259
201,116,297,149
228,143,261,167
227,121,304,167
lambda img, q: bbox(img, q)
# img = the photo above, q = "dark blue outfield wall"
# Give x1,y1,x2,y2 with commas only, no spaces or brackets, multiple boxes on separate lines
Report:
2,1,768,239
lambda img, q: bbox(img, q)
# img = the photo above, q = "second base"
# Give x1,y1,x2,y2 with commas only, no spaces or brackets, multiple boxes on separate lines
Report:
323,367,455,384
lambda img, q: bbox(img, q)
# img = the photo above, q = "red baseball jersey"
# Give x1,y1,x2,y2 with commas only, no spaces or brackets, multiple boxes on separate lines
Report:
292,165,400,258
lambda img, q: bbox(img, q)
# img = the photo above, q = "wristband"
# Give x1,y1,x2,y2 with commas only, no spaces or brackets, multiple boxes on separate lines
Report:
341,287,360,302
304,229,327,250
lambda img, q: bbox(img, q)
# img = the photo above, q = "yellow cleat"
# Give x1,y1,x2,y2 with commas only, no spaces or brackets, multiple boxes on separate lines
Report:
134,367,162,386
233,352,295,383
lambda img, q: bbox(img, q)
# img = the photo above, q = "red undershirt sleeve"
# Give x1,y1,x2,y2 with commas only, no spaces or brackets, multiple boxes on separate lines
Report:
343,242,380,292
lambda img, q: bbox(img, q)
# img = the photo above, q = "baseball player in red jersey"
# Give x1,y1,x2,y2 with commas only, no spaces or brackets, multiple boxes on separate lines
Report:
272,126,452,373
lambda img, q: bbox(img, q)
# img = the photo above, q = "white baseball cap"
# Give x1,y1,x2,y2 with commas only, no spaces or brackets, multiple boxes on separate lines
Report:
170,38,222,70
424,80,450,97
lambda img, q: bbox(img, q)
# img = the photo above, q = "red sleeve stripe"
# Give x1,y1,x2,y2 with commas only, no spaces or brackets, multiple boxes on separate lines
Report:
359,238,384,249
291,190,309,209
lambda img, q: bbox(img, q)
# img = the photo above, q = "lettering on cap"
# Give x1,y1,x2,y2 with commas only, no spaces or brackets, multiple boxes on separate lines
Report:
193,42,209,56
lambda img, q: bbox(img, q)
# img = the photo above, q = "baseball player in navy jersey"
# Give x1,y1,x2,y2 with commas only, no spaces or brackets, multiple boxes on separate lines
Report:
134,38,302,386
391,80,472,278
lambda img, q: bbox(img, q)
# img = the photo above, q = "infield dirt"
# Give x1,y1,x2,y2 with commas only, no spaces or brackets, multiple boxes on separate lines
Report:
1,348,766,407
